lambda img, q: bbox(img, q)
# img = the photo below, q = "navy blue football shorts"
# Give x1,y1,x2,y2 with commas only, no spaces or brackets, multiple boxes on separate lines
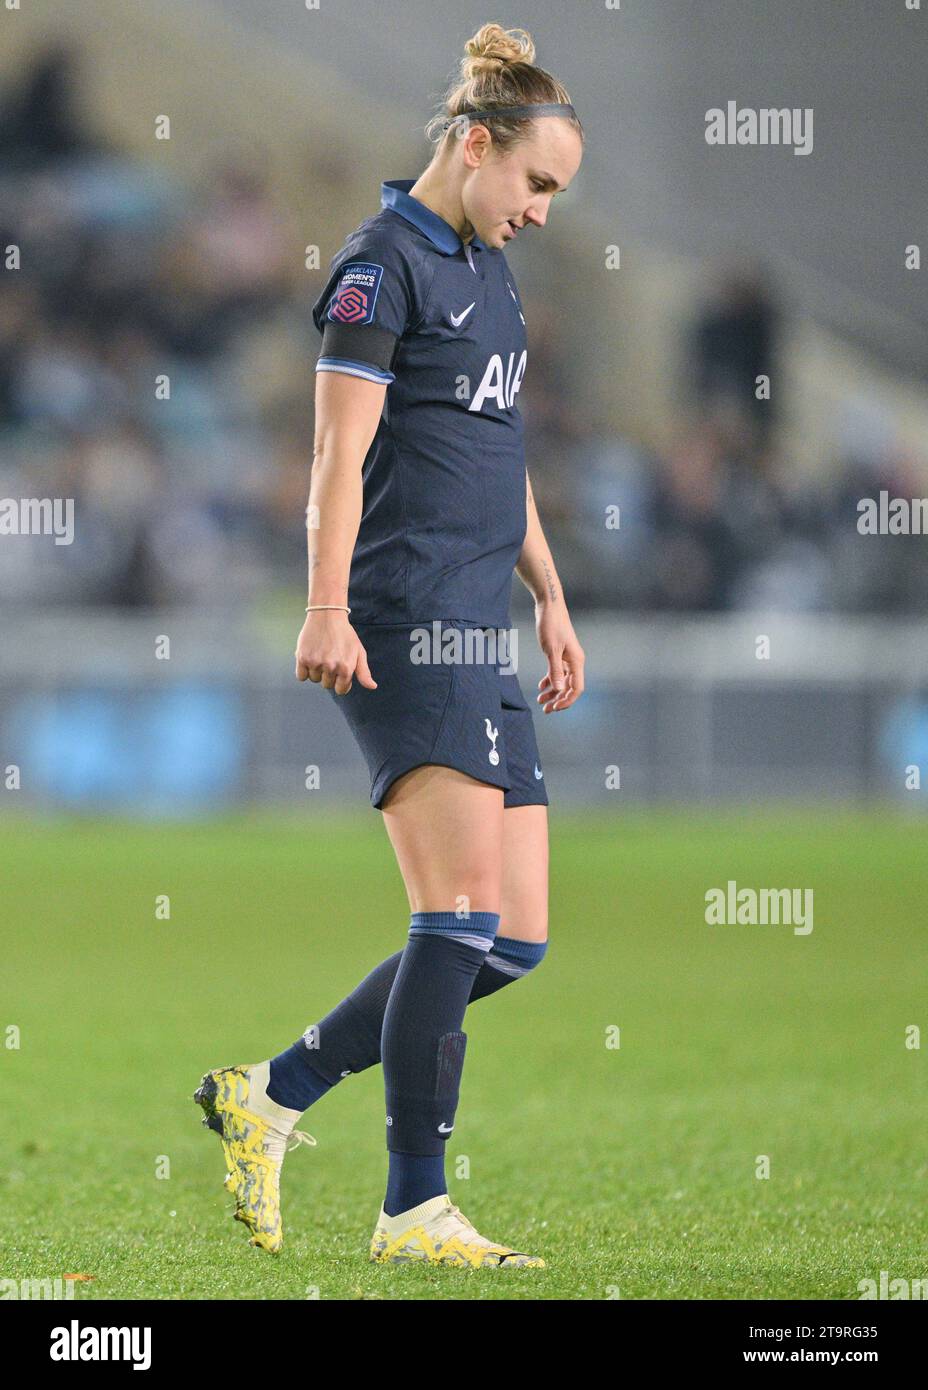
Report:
327,619,549,811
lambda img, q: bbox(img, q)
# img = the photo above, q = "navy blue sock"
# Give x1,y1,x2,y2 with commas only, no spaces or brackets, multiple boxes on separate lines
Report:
265,952,405,1110
384,1152,448,1218
265,935,548,1113
267,1041,335,1112
381,911,499,1216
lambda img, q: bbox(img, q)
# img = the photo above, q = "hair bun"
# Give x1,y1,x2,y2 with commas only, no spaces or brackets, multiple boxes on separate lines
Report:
462,23,536,79
424,19,577,149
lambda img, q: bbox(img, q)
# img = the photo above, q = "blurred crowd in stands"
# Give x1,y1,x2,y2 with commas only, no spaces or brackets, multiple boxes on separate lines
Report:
2,46,926,614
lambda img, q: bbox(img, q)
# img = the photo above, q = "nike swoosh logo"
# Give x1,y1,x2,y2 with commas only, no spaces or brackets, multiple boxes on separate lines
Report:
437,1122,454,1133
449,302,475,328
534,765,544,779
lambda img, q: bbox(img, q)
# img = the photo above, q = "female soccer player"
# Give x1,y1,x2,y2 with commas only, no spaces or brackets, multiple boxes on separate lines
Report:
195,22,585,1269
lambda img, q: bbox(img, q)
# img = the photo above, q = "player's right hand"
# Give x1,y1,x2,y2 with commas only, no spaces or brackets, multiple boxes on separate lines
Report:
294,611,378,694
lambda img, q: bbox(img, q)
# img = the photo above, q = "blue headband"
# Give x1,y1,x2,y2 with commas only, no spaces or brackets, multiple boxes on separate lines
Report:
444,102,577,129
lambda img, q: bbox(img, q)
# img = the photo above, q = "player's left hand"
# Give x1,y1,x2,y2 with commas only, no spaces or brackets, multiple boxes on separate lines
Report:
535,606,585,713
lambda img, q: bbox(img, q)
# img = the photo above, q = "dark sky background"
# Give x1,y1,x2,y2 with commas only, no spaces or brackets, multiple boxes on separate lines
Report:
213,0,926,376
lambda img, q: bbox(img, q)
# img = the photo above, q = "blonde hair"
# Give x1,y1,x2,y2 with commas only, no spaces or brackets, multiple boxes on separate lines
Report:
425,22,583,153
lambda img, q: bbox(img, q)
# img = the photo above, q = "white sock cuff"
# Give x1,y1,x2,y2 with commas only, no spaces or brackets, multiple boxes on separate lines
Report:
250,1059,303,1126
378,1192,450,1232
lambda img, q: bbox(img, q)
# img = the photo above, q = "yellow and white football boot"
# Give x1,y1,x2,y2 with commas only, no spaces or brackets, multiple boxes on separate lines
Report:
193,1060,316,1253
370,1193,545,1268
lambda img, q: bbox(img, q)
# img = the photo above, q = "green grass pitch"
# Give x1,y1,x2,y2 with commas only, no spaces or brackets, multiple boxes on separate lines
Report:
1,809,925,1300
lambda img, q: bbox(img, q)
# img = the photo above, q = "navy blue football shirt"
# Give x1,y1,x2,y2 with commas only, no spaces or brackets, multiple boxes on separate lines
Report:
311,178,529,627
